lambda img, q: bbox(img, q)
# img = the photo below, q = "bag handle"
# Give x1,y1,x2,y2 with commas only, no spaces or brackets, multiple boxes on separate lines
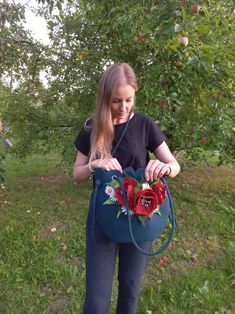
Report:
118,176,176,256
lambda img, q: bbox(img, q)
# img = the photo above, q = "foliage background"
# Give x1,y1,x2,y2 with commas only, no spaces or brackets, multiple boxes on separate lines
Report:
0,0,234,177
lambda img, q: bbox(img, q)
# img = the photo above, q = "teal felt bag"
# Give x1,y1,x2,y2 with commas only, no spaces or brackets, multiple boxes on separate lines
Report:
91,166,176,256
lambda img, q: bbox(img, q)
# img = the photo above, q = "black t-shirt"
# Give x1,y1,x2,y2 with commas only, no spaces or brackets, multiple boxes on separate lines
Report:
74,112,166,170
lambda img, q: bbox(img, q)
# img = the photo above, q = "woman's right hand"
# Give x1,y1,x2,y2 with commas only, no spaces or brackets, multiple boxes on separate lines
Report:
91,158,122,172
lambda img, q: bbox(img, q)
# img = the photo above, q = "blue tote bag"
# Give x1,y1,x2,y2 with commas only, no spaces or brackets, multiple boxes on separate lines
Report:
90,166,176,256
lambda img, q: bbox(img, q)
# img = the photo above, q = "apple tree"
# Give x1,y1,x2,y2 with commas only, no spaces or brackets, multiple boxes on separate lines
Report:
1,0,234,171
0,0,48,180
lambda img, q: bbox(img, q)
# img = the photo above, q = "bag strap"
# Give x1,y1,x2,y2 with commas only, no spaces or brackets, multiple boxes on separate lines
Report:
91,114,131,187
111,114,131,155
118,176,176,256
91,115,131,242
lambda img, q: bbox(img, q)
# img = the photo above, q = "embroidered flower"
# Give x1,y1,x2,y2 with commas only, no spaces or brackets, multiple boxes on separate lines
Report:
153,205,161,216
142,183,150,190
121,206,134,215
152,181,166,205
105,185,117,202
104,175,167,220
134,188,158,217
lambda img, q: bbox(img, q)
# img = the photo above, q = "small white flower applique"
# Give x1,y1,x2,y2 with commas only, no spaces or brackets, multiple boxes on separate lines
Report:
121,206,134,216
142,183,151,190
105,186,117,202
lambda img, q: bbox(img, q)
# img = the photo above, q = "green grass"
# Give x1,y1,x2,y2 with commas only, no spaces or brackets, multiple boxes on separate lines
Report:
0,154,234,313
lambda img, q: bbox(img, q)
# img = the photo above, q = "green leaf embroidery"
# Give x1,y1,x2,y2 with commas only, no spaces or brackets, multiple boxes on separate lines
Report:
106,180,120,188
117,210,122,218
104,199,116,205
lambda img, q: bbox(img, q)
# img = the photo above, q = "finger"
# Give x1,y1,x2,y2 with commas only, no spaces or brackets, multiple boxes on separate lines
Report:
103,159,122,172
152,163,163,181
100,159,113,171
149,161,163,181
160,164,170,178
145,160,156,181
153,164,166,179
112,158,122,172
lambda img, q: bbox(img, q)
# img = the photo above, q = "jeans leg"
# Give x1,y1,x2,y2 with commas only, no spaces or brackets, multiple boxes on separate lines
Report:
83,214,117,314
116,242,151,314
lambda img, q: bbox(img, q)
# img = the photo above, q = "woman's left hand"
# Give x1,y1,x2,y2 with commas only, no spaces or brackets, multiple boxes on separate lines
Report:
145,160,170,182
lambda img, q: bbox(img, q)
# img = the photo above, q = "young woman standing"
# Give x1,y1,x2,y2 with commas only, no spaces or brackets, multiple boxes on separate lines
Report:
73,63,180,314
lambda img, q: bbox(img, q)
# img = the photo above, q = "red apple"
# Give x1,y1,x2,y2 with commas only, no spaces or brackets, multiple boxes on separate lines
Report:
192,4,200,13
137,34,145,42
179,36,189,46
158,100,167,110
191,256,198,264
200,136,206,143
219,90,227,97
175,62,182,69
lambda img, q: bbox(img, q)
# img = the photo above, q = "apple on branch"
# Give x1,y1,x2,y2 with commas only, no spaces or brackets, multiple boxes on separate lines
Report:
179,36,189,46
137,34,145,42
192,3,201,14
200,136,206,143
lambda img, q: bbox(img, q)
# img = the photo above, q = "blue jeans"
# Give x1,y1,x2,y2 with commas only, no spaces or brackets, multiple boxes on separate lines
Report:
83,210,151,314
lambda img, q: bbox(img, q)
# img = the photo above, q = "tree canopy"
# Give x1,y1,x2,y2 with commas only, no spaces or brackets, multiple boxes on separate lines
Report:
0,0,234,176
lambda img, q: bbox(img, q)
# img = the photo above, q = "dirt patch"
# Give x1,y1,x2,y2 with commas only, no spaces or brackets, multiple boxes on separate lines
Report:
48,297,68,314
41,220,68,239
206,250,225,264
168,259,190,276
40,175,69,184
175,164,235,197
20,175,70,185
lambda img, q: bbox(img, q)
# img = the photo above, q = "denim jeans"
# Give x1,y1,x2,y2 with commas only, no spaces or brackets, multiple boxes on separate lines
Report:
83,209,151,314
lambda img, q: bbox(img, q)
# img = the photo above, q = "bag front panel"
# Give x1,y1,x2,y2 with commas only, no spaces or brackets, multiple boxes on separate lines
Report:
94,168,171,243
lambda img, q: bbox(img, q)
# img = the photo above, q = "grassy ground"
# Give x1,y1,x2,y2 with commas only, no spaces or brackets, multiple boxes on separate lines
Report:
0,153,234,314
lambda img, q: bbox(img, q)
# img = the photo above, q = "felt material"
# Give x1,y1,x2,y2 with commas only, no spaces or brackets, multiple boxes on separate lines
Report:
91,167,176,256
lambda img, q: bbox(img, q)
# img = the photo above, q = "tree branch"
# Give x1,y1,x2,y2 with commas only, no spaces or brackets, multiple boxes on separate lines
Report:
36,124,74,133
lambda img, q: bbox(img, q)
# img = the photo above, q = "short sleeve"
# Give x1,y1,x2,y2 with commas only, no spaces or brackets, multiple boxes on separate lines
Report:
146,117,166,152
74,127,91,156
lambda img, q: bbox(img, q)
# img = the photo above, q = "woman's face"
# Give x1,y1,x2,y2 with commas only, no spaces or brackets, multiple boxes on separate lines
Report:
110,84,135,124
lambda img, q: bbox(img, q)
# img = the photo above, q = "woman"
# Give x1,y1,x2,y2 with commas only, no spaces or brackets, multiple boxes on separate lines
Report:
73,63,180,314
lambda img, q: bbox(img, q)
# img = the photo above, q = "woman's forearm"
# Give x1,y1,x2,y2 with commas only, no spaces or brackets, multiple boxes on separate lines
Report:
73,164,93,182
166,160,181,179
73,159,100,182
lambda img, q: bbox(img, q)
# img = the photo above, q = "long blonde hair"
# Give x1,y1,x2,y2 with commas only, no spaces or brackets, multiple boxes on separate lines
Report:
89,63,138,163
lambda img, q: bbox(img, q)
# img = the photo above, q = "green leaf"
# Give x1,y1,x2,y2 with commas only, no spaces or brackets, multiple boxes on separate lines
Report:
198,280,210,294
57,1,63,13
187,56,199,65
49,0,54,15
168,39,180,51
117,210,122,218
197,25,211,35
137,215,147,225
103,199,116,205
174,24,181,33
106,180,120,188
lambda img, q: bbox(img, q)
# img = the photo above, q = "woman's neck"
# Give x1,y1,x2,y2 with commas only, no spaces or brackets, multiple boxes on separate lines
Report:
112,112,134,125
